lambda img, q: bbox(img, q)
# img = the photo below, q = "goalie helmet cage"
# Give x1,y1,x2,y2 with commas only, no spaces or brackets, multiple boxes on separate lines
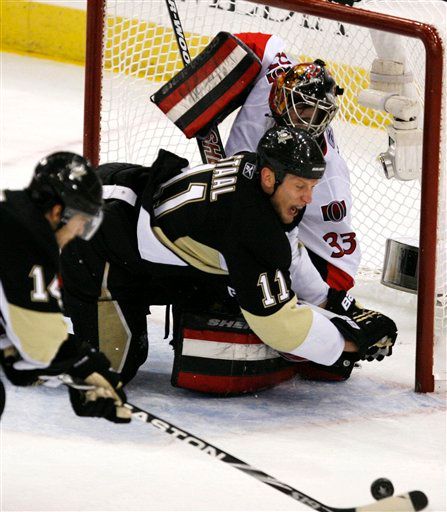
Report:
83,0,446,393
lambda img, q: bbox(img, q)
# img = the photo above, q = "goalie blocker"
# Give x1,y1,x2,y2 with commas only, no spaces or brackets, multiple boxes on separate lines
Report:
151,31,262,139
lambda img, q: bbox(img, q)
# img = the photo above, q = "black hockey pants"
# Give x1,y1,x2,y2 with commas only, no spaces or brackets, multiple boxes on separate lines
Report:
61,200,224,383
61,200,169,383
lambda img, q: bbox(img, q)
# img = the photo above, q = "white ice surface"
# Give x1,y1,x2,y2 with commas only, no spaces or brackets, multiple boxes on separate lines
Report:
1,52,446,512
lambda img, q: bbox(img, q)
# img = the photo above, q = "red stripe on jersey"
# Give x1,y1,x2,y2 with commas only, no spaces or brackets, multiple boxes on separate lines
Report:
182,63,261,138
176,366,298,394
157,37,238,114
234,32,272,61
326,262,354,291
184,328,263,345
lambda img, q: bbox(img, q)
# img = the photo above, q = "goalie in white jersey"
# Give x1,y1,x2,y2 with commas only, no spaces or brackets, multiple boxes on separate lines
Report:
226,33,359,291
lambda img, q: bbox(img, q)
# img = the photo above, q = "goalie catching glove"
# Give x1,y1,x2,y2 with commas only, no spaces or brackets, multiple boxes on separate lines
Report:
331,307,397,362
68,348,131,423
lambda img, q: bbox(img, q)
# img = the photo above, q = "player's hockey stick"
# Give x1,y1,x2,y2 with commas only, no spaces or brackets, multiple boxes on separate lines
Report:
164,0,226,164
46,374,428,512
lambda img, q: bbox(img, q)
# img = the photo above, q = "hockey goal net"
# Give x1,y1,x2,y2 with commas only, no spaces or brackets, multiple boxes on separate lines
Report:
84,0,446,392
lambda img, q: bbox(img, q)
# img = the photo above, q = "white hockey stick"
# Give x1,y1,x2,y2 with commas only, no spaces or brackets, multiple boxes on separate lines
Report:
42,374,428,512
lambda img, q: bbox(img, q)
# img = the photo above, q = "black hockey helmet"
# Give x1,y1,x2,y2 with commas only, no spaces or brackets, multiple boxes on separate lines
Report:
257,126,326,183
269,60,344,137
28,152,104,240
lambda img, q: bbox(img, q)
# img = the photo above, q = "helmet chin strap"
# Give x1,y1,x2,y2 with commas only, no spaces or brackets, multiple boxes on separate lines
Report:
264,174,284,198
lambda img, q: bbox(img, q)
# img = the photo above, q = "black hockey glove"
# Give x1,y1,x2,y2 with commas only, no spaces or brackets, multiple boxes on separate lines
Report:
0,324,41,386
325,288,362,318
331,309,397,361
0,346,42,386
68,348,131,423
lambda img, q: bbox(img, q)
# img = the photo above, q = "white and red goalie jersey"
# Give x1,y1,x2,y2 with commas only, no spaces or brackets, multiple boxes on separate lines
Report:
226,33,361,290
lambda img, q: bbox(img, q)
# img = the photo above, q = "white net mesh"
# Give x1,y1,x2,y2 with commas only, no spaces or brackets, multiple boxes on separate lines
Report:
93,0,446,389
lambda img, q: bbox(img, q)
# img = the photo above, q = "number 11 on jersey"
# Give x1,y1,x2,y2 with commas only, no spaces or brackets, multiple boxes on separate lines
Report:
257,270,290,308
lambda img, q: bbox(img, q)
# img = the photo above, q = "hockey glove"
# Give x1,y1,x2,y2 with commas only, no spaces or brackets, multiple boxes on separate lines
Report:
68,348,131,423
0,345,43,386
0,325,41,386
325,288,362,318
331,309,397,362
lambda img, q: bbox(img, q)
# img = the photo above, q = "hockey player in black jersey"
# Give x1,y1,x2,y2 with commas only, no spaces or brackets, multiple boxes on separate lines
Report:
0,152,131,421
60,127,397,393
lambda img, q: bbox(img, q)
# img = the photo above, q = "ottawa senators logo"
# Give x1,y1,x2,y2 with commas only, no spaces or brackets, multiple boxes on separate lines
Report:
321,200,347,222
265,52,293,84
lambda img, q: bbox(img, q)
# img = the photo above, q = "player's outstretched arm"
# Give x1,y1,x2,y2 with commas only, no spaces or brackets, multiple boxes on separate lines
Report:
0,334,131,423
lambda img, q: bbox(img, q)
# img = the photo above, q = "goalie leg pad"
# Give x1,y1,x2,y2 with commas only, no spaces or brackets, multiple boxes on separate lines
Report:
290,352,359,382
171,308,299,396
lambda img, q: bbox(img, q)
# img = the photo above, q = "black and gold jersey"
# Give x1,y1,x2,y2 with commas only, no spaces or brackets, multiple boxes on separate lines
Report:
0,190,68,368
136,152,315,352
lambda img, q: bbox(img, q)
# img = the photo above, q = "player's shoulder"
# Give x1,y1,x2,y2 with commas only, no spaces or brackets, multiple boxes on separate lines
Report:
235,208,292,269
237,153,258,179
321,126,350,174
232,161,292,267
98,150,190,200
97,162,151,189
0,190,39,228
234,33,286,64
324,126,338,151
0,191,59,269
234,33,274,57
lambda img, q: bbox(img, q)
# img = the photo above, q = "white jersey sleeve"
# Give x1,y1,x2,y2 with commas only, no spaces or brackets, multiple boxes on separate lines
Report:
225,33,294,155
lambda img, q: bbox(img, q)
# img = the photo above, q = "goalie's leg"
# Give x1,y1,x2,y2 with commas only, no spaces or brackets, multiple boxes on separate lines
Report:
280,351,359,382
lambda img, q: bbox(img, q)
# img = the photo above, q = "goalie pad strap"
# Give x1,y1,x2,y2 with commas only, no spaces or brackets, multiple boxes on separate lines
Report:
151,32,262,139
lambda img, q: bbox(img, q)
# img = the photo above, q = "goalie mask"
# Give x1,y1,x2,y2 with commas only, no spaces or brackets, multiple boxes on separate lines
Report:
269,60,343,137
29,152,104,240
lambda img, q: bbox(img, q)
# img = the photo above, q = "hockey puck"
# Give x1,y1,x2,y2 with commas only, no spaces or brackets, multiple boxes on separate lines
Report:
371,478,395,500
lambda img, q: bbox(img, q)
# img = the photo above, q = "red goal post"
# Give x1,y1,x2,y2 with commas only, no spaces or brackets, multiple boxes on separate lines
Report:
83,0,446,392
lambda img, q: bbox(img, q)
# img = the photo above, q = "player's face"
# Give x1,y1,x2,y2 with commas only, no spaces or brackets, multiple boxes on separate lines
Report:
55,214,91,249
270,173,318,224
288,105,317,130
